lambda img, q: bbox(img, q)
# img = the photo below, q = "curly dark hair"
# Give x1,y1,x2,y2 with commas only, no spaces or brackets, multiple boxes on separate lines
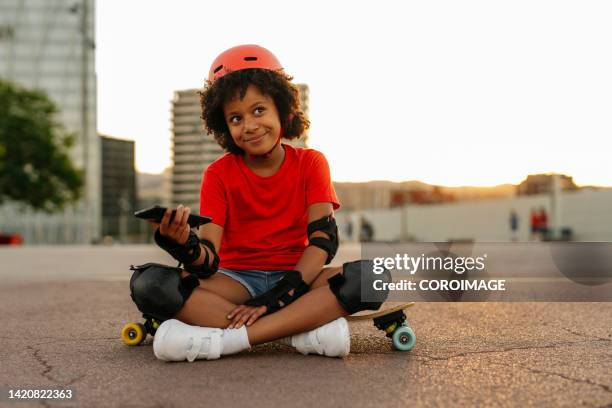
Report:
199,68,309,155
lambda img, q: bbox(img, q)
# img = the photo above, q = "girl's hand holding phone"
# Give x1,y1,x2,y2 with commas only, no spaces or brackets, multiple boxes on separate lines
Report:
157,205,191,245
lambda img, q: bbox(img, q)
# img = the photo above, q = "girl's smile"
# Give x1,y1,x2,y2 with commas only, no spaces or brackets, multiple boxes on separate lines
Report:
223,85,282,157
245,131,268,144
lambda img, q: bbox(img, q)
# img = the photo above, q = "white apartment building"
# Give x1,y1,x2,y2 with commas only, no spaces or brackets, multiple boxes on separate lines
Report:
172,89,224,209
0,0,100,244
171,84,310,210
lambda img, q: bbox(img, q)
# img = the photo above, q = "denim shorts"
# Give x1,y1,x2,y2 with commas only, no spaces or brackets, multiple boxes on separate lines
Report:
218,268,288,298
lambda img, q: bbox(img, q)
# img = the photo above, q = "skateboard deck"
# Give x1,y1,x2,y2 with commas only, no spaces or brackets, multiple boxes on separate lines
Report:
347,302,415,321
347,302,416,351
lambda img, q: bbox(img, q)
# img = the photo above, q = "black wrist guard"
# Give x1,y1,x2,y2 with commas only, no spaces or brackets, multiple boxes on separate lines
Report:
154,228,201,265
184,239,220,279
244,270,310,315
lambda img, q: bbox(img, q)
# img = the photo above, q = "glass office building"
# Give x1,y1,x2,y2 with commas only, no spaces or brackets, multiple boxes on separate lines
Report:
0,0,100,244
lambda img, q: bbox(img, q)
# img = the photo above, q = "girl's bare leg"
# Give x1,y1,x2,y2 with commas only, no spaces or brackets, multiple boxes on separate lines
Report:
173,271,249,327
174,265,347,344
310,265,342,289
195,272,251,304
246,284,348,345
174,288,236,328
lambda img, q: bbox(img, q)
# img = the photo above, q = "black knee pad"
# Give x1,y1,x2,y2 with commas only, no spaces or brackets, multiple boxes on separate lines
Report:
129,263,200,321
328,260,391,314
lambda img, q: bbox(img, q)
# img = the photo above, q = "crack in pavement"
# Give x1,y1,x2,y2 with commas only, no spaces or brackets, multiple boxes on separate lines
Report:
408,342,612,401
411,337,609,363
560,326,612,343
489,361,612,396
26,346,87,387
518,365,612,394
27,345,55,383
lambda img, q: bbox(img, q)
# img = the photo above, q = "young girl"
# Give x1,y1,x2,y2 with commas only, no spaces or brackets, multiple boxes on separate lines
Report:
130,45,389,362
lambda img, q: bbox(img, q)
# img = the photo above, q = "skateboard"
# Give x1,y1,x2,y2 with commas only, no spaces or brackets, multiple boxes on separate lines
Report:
121,304,417,350
121,316,161,346
347,303,416,351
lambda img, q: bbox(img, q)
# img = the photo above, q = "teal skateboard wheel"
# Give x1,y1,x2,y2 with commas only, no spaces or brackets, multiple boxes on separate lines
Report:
392,325,416,351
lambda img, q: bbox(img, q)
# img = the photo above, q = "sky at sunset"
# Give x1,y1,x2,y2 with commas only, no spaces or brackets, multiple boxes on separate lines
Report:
96,0,612,187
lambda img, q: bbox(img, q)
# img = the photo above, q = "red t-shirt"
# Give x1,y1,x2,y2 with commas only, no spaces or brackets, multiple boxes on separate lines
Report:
199,144,340,270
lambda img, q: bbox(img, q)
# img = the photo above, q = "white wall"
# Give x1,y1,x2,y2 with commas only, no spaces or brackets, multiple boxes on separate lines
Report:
337,189,612,242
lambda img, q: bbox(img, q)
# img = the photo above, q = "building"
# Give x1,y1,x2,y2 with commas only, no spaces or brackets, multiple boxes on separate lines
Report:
517,174,578,196
335,181,517,211
171,89,224,209
171,84,310,210
100,135,137,241
0,0,100,244
390,186,456,206
137,168,172,210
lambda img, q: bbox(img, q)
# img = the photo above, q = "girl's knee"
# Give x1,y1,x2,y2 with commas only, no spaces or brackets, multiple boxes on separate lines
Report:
311,266,342,289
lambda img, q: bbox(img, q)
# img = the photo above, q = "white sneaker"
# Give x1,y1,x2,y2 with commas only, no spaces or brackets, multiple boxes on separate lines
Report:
153,319,223,362
289,318,351,357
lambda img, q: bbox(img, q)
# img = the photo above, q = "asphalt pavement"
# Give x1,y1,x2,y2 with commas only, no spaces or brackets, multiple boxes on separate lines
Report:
1,244,611,408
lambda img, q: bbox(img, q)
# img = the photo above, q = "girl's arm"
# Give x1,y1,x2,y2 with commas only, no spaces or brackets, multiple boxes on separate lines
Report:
154,205,223,275
293,202,336,284
189,222,223,267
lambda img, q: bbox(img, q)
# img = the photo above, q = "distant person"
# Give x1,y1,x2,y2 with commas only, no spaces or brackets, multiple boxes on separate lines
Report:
359,216,374,242
128,45,390,363
345,218,354,241
509,209,519,241
530,208,539,241
538,207,549,240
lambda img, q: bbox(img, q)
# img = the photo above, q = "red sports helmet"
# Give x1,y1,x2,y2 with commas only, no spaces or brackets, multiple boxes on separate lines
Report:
208,44,283,84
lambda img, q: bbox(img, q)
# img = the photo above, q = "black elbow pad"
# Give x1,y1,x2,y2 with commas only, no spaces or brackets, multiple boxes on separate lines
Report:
307,215,339,264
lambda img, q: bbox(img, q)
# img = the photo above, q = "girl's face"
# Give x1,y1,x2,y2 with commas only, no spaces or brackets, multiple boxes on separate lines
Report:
223,85,282,157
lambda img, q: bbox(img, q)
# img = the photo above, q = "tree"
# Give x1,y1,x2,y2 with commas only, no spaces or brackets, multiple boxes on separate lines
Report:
0,78,83,212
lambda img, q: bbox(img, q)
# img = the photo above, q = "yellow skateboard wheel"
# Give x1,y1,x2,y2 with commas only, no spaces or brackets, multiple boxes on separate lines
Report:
121,322,146,346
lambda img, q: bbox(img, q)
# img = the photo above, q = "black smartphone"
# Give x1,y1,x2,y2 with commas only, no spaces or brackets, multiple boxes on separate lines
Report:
134,205,212,228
